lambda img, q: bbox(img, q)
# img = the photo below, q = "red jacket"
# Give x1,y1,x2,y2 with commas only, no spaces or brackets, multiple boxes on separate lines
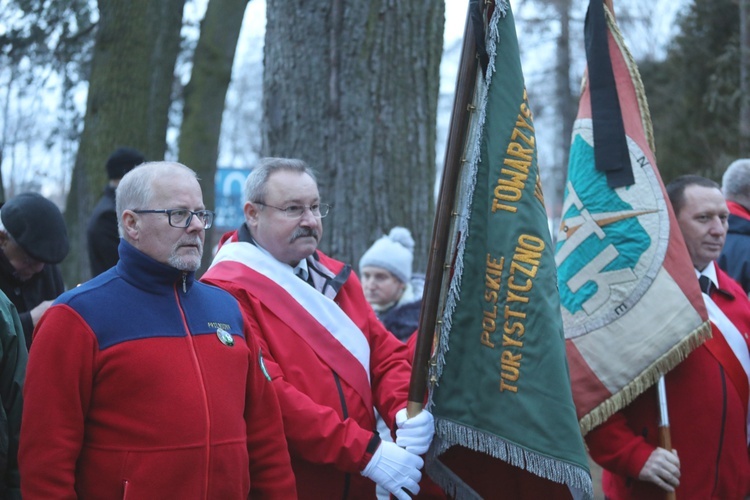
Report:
586,265,750,499
202,231,414,499
19,241,296,499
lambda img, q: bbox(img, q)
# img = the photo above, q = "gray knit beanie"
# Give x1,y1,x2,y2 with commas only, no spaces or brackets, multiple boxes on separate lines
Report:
358,227,414,284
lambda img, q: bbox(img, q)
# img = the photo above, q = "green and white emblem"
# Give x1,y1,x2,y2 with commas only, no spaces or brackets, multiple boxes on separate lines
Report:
555,119,667,338
216,327,234,347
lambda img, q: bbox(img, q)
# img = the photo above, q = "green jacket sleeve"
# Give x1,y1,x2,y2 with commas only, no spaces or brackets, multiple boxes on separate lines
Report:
0,295,28,498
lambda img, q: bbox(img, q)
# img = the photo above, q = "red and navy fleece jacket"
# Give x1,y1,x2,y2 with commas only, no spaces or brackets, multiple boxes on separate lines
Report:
19,240,297,499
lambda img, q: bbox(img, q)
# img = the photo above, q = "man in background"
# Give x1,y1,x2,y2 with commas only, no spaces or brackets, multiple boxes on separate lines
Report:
0,192,68,350
586,175,750,499
719,158,750,294
20,161,296,498
87,146,145,277
359,226,423,342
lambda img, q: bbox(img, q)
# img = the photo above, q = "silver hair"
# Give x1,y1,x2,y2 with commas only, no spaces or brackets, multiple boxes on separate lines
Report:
243,157,317,203
116,161,199,238
722,158,750,203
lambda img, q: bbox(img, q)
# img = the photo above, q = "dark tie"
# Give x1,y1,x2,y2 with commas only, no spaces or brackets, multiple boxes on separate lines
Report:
296,269,313,287
699,275,714,296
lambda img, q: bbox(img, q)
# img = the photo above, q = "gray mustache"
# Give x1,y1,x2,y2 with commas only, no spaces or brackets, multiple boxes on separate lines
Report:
291,228,319,242
179,238,203,250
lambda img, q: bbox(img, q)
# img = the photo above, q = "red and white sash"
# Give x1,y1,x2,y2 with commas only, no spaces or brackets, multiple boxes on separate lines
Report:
209,242,372,403
700,269,750,443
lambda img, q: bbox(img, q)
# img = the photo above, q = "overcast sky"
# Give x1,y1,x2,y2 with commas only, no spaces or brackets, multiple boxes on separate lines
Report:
216,0,687,169
3,0,688,200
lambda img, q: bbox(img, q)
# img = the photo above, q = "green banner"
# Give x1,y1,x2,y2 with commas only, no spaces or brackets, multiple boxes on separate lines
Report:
426,2,592,497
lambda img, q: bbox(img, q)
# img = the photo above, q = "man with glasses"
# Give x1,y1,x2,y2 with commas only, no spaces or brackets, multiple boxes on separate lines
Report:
0,192,68,350
19,161,296,499
202,157,434,500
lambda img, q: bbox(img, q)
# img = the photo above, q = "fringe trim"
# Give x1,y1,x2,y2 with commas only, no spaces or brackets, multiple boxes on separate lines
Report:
570,4,702,437
573,6,656,156
429,0,507,405
426,423,594,500
426,3,594,498
603,4,656,156
579,320,712,436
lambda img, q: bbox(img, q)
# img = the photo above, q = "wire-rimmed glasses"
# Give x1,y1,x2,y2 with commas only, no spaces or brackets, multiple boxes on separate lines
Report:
254,202,331,219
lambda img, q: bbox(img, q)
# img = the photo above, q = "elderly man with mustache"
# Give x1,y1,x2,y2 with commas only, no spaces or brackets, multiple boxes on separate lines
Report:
19,161,297,499
202,157,434,500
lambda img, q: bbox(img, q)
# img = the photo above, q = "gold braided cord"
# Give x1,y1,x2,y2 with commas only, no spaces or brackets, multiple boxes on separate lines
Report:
604,4,657,156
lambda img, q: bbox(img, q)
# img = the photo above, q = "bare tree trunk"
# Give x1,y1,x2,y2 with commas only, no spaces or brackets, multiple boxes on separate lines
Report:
740,0,750,154
0,66,13,204
179,0,249,275
62,0,185,287
550,0,574,228
263,0,444,272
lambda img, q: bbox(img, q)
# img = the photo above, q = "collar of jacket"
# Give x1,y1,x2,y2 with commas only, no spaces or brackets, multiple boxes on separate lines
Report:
712,262,738,300
236,222,350,297
115,239,196,294
727,200,750,220
103,184,117,199
728,212,750,234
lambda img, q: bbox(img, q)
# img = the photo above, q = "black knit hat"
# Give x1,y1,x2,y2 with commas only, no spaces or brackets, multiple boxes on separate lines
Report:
106,147,145,180
0,193,69,264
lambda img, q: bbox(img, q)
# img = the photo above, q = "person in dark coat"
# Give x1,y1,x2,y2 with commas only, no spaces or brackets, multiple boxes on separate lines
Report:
359,227,423,342
0,192,68,350
718,158,750,295
87,147,145,277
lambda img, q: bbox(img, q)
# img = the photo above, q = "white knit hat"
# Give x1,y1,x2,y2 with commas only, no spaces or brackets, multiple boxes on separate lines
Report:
359,227,414,284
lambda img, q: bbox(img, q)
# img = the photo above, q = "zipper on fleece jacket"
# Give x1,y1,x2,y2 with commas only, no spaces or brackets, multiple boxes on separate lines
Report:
174,281,212,499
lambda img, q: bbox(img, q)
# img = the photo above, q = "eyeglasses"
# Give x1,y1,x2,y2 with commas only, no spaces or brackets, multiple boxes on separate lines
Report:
254,202,331,219
133,209,215,229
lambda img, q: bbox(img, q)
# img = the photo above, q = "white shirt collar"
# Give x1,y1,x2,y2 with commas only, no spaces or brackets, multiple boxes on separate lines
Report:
293,259,310,281
695,261,718,289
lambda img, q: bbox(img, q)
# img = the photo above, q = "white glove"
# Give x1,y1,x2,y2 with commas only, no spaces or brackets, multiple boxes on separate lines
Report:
395,408,435,455
361,441,423,500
